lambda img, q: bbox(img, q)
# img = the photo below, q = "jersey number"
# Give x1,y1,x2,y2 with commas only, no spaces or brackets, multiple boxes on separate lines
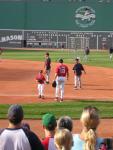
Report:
60,67,66,74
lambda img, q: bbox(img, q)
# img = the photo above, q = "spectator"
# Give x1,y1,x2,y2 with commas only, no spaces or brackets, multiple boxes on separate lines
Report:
0,104,44,150
42,113,57,150
54,128,73,150
57,116,73,132
57,116,79,150
72,106,104,150
99,143,107,150
44,52,51,84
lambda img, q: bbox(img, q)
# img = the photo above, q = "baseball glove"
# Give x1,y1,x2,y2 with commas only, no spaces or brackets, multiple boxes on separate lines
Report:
52,80,56,88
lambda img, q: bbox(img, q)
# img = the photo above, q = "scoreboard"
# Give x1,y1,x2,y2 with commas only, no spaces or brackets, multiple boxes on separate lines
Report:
0,30,113,49
25,31,113,49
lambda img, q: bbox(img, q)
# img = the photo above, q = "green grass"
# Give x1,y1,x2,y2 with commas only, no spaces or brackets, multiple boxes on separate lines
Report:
2,49,113,68
1,101,113,119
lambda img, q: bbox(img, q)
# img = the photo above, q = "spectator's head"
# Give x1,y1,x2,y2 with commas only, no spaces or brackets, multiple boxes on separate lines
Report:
42,113,57,131
59,58,63,64
54,128,73,150
8,104,24,125
57,116,73,132
80,106,100,150
81,106,99,130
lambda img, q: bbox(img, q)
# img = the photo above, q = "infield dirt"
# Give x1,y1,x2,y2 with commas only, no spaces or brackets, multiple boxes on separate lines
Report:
0,59,113,103
0,59,113,138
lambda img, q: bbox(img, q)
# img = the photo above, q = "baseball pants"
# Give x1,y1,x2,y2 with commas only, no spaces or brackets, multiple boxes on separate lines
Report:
55,76,66,99
110,54,113,60
46,69,51,82
74,75,81,88
37,84,44,96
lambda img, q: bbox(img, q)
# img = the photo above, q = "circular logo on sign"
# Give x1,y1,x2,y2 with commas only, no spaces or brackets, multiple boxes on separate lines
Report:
75,6,96,28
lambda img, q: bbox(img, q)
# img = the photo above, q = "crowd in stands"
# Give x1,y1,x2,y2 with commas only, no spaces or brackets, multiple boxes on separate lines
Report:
0,104,112,150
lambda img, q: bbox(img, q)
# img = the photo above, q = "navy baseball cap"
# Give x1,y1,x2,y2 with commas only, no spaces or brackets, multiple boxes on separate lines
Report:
59,58,63,63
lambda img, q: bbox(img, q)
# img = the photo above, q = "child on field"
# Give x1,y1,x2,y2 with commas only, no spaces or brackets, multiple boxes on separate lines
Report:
36,70,46,99
73,58,86,89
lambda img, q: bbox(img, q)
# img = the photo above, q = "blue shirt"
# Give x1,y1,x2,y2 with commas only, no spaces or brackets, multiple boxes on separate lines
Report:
72,134,104,150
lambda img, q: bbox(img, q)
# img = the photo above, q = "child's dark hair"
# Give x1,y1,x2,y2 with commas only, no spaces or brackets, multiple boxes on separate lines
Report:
46,52,49,56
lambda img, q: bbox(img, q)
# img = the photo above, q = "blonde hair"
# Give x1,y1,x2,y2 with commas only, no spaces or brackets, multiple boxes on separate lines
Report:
80,106,100,150
54,128,73,150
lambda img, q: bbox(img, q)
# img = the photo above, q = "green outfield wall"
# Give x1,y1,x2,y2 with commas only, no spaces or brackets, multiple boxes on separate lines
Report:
0,0,113,31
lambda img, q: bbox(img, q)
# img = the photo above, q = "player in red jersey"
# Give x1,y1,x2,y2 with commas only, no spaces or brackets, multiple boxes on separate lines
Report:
54,58,69,102
36,70,46,99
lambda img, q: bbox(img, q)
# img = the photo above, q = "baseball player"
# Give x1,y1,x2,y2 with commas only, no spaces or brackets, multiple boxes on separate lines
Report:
44,52,51,84
73,58,86,89
109,46,113,60
54,58,69,102
0,47,3,62
36,70,46,99
83,47,90,61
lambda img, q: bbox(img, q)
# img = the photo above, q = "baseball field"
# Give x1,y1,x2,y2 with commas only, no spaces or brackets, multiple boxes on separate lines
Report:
0,49,113,138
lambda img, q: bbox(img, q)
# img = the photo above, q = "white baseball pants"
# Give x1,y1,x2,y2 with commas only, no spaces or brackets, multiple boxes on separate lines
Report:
74,75,81,88
110,54,113,60
37,84,44,96
55,76,66,99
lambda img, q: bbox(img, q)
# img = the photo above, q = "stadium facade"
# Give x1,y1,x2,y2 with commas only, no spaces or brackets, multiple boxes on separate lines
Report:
0,0,113,49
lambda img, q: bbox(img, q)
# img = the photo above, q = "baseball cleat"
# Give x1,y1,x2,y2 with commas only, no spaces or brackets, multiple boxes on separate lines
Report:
41,96,45,99
38,95,41,98
60,99,63,102
74,86,77,90
54,97,58,102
